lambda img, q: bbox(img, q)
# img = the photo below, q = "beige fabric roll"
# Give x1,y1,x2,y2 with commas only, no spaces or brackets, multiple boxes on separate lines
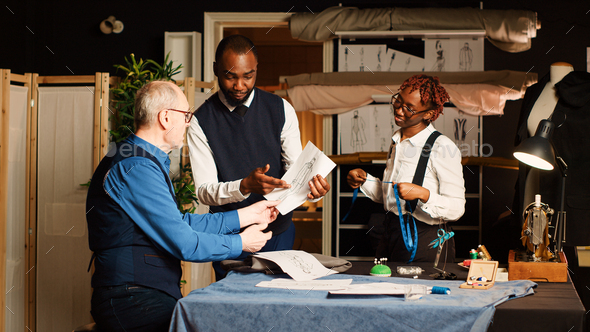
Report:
290,6,537,53
284,70,538,92
286,83,523,116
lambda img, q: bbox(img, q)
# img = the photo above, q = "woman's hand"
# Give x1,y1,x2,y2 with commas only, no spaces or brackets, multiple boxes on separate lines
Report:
347,168,367,189
394,182,430,203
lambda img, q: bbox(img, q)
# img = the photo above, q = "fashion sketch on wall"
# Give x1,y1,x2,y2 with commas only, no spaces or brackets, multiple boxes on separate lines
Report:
338,41,425,72
430,40,446,71
339,105,396,154
436,107,480,157
425,38,483,72
350,110,367,152
459,42,474,71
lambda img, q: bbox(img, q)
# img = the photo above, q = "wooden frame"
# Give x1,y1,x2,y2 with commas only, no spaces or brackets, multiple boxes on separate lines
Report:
177,78,216,297
0,69,10,332
27,73,108,331
0,69,34,332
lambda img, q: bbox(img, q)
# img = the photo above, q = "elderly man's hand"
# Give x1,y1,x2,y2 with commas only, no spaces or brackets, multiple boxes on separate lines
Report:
237,200,280,229
240,224,272,253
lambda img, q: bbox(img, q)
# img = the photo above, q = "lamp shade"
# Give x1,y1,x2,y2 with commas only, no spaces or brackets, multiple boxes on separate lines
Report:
513,119,556,170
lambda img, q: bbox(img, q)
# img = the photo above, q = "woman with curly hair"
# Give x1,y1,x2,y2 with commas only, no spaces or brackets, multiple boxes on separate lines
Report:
347,74,465,263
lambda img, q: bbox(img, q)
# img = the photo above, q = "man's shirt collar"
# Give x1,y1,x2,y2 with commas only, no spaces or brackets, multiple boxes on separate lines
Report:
218,88,256,112
126,134,171,167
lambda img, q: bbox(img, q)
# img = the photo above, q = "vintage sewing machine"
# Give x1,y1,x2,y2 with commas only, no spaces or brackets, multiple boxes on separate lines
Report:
508,195,567,282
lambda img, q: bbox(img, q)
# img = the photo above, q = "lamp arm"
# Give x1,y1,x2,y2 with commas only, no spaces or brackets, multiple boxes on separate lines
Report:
555,156,568,177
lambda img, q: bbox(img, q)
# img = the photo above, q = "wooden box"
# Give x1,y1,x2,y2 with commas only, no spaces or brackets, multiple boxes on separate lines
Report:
460,260,499,290
508,250,567,282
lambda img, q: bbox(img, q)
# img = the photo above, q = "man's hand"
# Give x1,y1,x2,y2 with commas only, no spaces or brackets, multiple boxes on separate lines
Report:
240,164,290,195
240,223,272,253
307,174,330,199
347,168,367,189
394,182,430,203
237,200,280,229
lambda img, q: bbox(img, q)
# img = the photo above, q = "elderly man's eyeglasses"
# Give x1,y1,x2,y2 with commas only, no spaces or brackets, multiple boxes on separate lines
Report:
167,108,194,123
391,93,429,117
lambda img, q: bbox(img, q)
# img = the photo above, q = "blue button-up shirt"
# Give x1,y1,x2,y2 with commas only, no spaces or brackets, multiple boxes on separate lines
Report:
103,134,243,262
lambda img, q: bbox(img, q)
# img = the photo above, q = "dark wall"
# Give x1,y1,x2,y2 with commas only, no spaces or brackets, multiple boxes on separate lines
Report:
2,0,589,260
2,0,481,76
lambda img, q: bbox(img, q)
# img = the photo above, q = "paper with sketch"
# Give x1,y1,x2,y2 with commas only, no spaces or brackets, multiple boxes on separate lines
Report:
329,282,406,295
264,141,336,215
254,250,338,281
255,278,352,290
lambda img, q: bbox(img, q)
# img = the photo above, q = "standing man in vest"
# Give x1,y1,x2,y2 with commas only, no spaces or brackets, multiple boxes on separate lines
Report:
188,35,330,278
347,75,465,263
87,80,279,332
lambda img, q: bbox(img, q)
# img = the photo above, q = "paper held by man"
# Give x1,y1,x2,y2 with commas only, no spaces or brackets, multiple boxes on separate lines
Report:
264,141,336,215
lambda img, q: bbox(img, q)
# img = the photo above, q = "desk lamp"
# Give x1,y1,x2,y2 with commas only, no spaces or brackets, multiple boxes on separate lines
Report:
513,119,568,253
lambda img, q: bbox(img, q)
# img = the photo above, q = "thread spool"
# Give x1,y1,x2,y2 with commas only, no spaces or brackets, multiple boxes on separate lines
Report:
430,286,451,295
477,244,492,261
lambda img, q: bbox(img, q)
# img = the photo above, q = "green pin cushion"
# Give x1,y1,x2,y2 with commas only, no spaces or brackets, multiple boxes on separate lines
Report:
370,264,392,277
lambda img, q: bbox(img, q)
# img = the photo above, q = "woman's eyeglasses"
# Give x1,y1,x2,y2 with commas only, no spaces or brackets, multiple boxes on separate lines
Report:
391,93,429,117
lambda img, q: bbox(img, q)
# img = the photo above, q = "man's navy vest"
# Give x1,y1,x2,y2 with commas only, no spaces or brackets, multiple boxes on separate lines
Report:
196,88,293,235
86,142,182,299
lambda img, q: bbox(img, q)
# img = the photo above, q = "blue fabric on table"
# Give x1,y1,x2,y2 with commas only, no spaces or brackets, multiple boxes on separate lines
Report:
169,272,536,332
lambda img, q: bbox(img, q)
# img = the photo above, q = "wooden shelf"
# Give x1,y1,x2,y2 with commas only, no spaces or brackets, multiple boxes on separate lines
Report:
329,153,518,170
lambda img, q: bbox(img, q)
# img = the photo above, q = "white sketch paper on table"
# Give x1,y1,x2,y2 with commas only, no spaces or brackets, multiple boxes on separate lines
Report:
255,278,352,290
254,250,338,281
264,141,336,215
329,282,407,295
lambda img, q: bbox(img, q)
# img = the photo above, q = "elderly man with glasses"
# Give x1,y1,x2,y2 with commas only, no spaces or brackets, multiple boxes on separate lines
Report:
86,80,280,332
347,74,465,264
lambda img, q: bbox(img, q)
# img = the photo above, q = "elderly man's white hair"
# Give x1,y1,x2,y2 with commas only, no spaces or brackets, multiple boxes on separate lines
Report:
134,80,178,130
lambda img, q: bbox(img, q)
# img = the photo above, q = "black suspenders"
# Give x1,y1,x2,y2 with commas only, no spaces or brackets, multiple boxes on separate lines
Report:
407,131,442,212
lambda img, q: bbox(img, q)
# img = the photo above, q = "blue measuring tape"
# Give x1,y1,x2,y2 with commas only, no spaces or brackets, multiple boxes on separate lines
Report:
342,179,393,222
341,187,359,222
394,183,418,263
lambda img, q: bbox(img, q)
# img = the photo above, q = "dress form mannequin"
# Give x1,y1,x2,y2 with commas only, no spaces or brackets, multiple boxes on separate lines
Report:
523,62,573,210
526,62,574,135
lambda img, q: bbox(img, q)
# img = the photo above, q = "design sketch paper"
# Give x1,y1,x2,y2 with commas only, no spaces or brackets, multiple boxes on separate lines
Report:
329,282,407,295
385,48,425,72
264,141,336,215
254,250,338,281
339,105,396,154
434,106,479,157
255,278,352,290
425,38,483,72
338,44,386,72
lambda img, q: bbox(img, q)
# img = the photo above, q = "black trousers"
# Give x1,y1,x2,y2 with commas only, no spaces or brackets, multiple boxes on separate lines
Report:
376,212,455,264
91,284,177,332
